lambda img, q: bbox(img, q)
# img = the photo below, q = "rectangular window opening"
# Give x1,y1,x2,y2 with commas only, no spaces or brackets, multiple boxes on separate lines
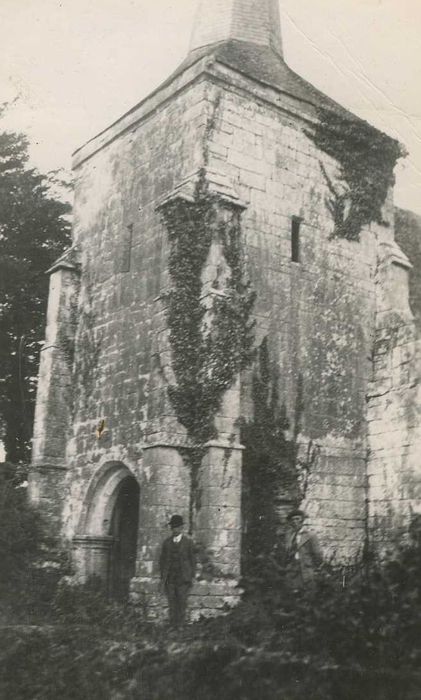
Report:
291,217,301,263
116,223,133,273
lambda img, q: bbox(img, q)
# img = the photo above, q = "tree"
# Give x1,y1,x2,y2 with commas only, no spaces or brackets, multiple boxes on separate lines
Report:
0,109,71,463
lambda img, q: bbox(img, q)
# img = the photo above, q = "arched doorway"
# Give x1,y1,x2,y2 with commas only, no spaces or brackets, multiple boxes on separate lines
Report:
109,475,140,600
74,462,141,601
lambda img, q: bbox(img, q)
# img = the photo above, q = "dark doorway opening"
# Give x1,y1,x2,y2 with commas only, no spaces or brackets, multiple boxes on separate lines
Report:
109,475,140,600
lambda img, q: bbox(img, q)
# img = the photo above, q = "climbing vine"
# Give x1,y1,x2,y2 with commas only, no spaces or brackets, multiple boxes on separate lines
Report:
159,171,255,528
241,339,319,571
307,108,403,241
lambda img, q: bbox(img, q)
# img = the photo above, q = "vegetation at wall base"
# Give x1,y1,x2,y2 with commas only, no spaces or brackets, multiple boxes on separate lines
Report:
1,481,421,700
241,340,320,574
0,463,68,625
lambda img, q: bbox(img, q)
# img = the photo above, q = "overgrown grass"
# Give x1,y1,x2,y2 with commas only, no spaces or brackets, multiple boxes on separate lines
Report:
1,466,421,699
2,550,421,700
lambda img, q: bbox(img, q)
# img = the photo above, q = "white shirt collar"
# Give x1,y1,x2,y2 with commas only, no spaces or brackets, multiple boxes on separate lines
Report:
173,533,183,543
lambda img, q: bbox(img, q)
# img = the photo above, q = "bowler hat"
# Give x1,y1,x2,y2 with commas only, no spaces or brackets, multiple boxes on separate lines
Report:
169,514,184,528
287,508,305,521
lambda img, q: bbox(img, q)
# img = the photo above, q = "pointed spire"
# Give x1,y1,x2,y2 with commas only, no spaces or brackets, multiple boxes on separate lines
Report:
189,0,283,58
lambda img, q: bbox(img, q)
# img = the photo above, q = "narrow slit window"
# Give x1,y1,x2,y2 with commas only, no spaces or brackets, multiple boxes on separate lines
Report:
115,223,133,273
291,217,301,263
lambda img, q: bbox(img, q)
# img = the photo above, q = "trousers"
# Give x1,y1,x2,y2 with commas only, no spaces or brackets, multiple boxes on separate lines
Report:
165,581,191,627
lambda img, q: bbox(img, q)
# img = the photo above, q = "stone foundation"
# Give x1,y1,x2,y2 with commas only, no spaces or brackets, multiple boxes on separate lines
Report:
131,577,242,622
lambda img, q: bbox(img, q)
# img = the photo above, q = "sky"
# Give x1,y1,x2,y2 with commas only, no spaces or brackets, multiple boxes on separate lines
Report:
0,0,420,213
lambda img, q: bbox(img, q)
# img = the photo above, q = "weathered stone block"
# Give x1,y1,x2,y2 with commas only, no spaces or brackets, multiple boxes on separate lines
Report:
196,505,241,532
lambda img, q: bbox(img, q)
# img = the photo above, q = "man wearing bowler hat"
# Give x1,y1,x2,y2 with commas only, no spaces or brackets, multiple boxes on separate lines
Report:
159,514,196,627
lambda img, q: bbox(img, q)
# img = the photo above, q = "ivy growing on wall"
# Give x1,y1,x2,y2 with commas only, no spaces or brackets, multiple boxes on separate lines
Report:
241,339,319,571
307,108,403,241
159,171,255,527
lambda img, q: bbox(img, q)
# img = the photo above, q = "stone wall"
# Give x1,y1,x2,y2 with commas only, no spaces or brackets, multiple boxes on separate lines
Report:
31,48,421,611
201,74,382,562
32,60,255,608
30,254,80,530
366,213,421,549
395,207,421,336
52,71,247,606
64,78,209,536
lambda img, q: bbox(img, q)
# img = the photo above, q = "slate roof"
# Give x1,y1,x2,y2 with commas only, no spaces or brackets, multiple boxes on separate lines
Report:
173,39,358,122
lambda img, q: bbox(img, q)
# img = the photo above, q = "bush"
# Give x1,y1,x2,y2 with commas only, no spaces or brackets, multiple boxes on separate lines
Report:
0,462,68,620
0,624,148,700
133,543,421,700
1,469,421,700
51,576,148,638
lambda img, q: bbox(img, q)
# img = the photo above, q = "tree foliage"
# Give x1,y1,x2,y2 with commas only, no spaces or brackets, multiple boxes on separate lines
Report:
0,462,66,619
1,469,421,700
0,111,71,462
1,540,421,699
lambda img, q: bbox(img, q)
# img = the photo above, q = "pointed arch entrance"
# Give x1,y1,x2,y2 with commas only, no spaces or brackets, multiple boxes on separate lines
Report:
73,462,140,599
109,475,140,599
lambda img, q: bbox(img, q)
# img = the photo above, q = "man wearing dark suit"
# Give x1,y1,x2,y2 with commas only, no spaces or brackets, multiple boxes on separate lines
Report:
285,509,323,590
159,514,196,627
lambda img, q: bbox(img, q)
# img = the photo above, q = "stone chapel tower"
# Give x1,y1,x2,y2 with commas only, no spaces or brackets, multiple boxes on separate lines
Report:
30,0,421,615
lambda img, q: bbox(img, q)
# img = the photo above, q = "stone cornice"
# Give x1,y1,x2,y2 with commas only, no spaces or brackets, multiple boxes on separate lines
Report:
72,56,213,169
155,168,248,211
71,55,324,171
142,440,244,451
380,240,413,270
31,462,68,471
46,246,81,276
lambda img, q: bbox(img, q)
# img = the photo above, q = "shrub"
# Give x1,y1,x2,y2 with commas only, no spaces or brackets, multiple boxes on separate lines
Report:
2,464,421,700
52,576,147,637
0,462,67,620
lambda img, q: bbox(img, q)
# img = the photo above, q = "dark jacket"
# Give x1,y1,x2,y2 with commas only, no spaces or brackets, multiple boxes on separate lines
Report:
285,528,323,585
159,534,196,585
